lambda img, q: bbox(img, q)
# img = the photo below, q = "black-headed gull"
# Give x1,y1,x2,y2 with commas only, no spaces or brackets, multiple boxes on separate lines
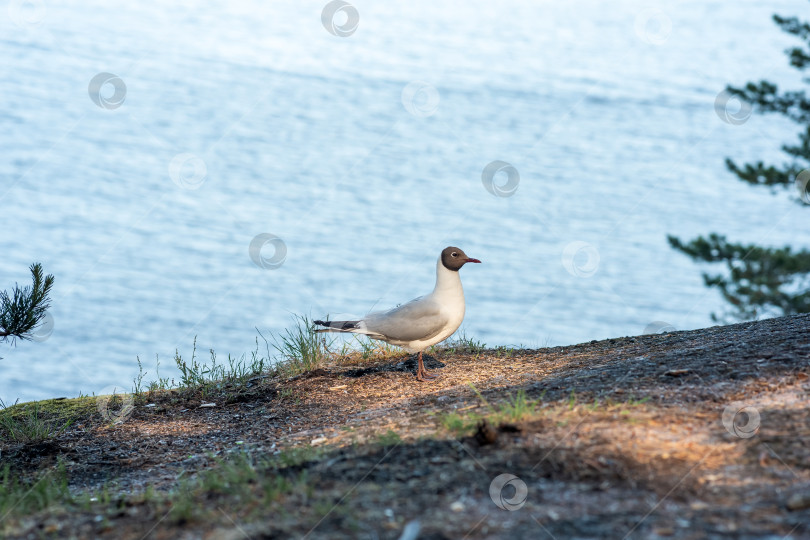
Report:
314,246,481,382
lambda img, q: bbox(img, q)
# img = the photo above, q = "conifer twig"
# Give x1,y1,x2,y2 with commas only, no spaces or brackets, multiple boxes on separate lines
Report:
0,263,55,345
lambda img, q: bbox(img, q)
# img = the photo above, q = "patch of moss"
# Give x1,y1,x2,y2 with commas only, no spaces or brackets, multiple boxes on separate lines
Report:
0,396,99,442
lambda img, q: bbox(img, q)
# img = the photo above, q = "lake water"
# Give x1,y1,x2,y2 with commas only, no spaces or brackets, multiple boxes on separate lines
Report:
1,0,807,402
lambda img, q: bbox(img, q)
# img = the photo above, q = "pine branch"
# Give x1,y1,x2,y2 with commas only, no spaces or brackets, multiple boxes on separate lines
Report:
0,263,55,346
669,8,810,322
668,235,810,320
726,82,810,124
773,15,810,70
724,158,797,189
773,14,810,44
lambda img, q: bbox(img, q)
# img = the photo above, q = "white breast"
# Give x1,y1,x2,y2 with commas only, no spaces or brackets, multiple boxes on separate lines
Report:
402,258,467,351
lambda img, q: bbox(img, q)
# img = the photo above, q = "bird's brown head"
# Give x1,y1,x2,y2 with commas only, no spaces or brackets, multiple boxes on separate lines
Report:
441,246,481,271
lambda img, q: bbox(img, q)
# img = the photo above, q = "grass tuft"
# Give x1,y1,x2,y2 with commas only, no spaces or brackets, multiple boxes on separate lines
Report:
0,398,77,443
338,335,402,364
0,463,73,519
498,389,540,422
270,315,333,377
437,329,486,357
132,336,269,399
441,411,484,436
441,386,544,436
169,450,308,524
376,429,402,447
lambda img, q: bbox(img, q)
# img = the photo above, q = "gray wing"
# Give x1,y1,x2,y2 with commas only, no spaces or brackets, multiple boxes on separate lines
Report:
362,296,448,343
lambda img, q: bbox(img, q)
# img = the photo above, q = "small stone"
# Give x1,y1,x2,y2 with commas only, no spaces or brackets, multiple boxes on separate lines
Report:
311,436,328,446
718,521,737,532
450,501,465,512
787,492,810,511
399,521,421,540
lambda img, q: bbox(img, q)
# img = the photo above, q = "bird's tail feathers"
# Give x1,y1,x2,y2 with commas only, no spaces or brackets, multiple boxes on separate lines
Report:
313,319,361,333
313,319,385,340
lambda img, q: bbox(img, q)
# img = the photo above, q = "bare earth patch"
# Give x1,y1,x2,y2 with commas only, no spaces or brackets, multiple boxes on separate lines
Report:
2,314,809,539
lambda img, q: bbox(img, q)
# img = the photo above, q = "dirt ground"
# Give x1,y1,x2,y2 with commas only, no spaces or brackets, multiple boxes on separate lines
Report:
2,314,809,539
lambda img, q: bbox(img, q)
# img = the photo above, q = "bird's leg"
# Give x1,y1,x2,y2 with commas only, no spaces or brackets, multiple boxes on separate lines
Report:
416,351,440,382
416,351,425,382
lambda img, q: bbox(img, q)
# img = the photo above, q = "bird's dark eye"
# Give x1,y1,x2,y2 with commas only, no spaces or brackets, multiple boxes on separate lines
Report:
451,252,458,257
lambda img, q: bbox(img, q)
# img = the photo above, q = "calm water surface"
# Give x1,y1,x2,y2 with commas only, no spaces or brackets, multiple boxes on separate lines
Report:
1,0,806,401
